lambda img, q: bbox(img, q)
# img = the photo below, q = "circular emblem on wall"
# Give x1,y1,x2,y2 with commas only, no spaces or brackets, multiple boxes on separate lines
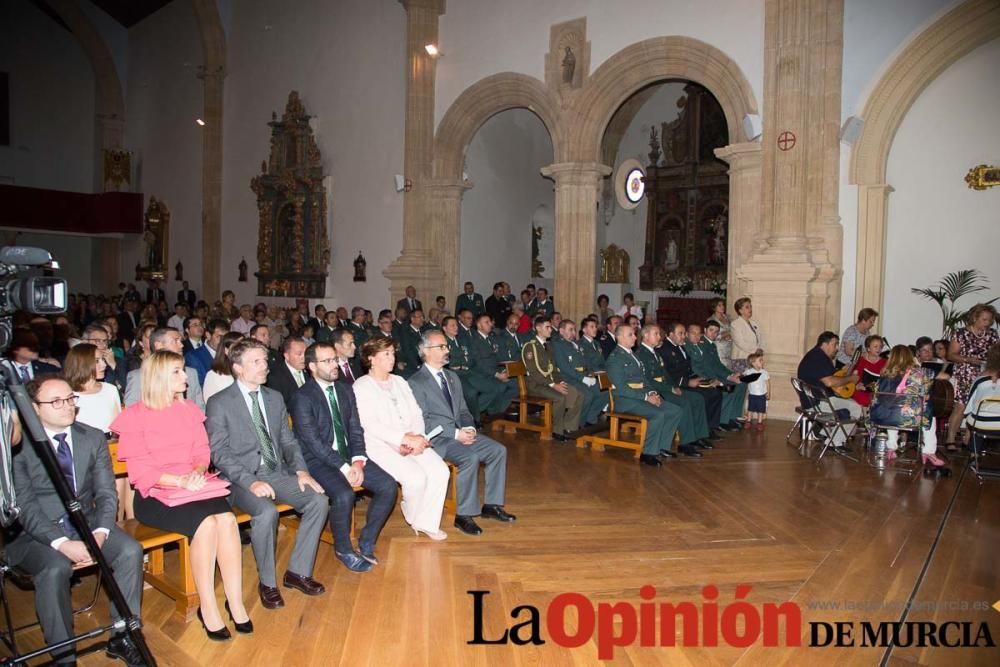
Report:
777,131,796,151
614,158,646,211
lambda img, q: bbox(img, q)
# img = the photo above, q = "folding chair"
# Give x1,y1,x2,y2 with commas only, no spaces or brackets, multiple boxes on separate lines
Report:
799,382,861,462
966,395,1000,481
786,377,818,450
865,388,925,473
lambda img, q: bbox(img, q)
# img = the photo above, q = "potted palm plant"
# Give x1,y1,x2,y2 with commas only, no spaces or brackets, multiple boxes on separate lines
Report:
911,269,997,339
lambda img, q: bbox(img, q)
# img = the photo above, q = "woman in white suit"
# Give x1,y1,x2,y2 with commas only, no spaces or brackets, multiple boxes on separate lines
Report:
353,336,450,540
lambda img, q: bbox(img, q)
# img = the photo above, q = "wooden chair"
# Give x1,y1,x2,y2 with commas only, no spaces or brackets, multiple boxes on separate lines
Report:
443,463,459,513
489,361,553,440
576,371,649,459
108,442,198,621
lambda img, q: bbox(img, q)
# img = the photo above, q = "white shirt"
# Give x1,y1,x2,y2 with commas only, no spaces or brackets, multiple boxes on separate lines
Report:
14,362,34,381
744,367,770,396
167,314,185,331
313,377,366,474
75,383,122,432
44,427,109,549
286,362,306,387
203,371,234,401
617,305,644,319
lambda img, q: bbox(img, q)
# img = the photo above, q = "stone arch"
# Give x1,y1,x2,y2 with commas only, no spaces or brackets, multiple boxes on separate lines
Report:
849,0,1000,314
565,36,759,163
433,72,561,180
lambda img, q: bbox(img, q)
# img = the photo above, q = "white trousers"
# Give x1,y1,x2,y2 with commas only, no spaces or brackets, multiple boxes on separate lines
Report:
886,417,938,455
366,441,450,533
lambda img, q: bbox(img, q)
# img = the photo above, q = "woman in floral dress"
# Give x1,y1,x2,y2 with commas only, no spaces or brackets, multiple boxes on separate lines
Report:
944,303,998,450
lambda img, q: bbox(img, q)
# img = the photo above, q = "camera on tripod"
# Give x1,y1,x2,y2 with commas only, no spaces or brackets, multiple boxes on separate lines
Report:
0,246,68,350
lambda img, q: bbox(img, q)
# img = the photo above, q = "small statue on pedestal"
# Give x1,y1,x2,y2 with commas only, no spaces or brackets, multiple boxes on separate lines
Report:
238,257,248,282
353,252,367,282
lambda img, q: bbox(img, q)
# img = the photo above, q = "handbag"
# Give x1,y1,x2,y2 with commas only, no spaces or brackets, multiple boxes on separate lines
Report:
870,371,911,426
149,476,230,507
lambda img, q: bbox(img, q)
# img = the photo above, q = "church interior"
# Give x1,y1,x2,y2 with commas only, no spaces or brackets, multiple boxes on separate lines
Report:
1,0,999,664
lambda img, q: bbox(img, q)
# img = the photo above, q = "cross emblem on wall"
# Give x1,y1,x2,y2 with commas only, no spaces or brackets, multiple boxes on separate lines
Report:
777,131,796,151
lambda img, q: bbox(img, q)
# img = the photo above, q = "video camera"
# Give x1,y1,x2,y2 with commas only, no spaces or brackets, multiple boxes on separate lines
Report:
0,246,68,350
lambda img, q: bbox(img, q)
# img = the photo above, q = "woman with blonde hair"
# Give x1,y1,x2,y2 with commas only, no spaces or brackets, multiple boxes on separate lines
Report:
353,336,450,540
871,345,944,466
112,351,251,640
729,297,764,374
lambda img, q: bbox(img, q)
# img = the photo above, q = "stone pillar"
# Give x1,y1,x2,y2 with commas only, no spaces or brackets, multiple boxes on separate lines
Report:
854,183,893,318
384,0,446,306
714,142,761,307
93,115,125,294
198,65,225,302
738,0,845,419
540,162,611,321
426,179,471,303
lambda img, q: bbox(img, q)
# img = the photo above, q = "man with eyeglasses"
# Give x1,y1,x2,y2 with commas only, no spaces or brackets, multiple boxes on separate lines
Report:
8,376,145,665
82,323,127,392
181,316,206,355
124,327,206,411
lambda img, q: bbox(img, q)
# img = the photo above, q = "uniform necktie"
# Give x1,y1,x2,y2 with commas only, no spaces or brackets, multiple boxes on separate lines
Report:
325,385,349,460
437,371,453,411
248,390,278,470
53,433,75,494
18,365,30,382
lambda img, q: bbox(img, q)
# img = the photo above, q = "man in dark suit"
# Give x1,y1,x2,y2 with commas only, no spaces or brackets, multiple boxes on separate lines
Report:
206,340,329,609
315,311,339,343
485,282,512,328
408,330,515,536
331,328,362,385
177,280,196,307
265,336,308,405
123,283,141,304
455,281,485,317
347,307,369,355
187,318,227,386
598,315,623,358
7,329,60,382
9,376,144,665
659,321,723,433
290,342,397,571
116,299,139,342
250,324,280,367
396,285,422,315
144,279,165,304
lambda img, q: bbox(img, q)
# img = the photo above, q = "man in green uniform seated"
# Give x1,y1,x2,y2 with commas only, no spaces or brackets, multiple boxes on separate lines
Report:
467,313,519,417
496,312,524,362
455,281,485,317
605,324,690,466
442,315,481,419
395,308,428,378
577,317,607,373
686,323,745,430
552,319,605,426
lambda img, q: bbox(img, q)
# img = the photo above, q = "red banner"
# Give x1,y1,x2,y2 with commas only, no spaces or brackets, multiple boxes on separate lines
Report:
0,184,143,234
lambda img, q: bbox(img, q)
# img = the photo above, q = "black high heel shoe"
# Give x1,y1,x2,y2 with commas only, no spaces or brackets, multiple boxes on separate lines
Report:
225,601,254,634
197,609,232,641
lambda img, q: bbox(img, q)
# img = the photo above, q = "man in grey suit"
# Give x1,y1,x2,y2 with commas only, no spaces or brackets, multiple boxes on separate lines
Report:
407,330,516,536
124,327,205,411
206,340,329,610
9,376,144,665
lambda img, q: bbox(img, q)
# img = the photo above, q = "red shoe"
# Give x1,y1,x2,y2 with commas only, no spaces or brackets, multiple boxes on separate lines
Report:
743,421,752,430
884,449,897,462
921,453,946,467
755,422,765,432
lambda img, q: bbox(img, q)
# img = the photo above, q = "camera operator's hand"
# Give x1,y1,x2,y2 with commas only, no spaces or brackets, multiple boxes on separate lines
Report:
58,540,94,564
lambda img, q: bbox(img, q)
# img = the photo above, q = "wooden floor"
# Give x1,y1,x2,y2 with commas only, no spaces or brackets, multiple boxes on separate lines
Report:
4,422,999,666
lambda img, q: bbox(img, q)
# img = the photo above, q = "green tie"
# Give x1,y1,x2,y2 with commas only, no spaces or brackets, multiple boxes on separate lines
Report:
325,385,349,460
249,390,278,471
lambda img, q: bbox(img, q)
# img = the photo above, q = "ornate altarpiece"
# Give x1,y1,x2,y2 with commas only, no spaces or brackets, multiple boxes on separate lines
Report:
251,91,330,298
638,83,729,292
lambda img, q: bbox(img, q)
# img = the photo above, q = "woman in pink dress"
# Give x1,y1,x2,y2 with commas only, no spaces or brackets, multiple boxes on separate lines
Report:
112,351,251,640
945,304,999,450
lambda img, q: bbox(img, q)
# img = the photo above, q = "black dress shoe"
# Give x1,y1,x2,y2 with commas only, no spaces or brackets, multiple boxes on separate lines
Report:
659,449,677,458
679,445,704,457
695,439,714,449
718,423,740,432
197,609,232,642
454,515,483,535
481,504,516,522
552,432,569,442
258,583,285,609
639,454,663,466
726,420,743,430
225,601,254,634
707,432,723,441
335,550,373,572
106,633,145,665
283,571,326,595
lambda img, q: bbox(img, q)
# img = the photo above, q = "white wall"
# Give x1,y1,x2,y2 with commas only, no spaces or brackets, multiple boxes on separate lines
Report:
436,0,764,128
0,0,95,192
460,109,553,294
881,38,1000,345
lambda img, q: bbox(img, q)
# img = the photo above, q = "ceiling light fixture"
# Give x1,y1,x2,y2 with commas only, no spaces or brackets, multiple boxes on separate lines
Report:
195,118,206,126
424,44,439,57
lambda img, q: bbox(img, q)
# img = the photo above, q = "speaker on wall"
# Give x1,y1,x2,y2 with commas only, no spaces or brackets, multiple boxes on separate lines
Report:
742,113,762,141
840,116,864,145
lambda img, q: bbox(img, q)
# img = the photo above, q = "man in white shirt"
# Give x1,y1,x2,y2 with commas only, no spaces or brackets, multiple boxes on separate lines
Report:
167,302,188,332
230,304,256,335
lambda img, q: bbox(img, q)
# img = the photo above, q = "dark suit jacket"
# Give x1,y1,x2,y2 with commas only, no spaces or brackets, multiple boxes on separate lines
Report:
659,340,696,386
145,288,165,304
333,356,362,385
407,365,476,437
396,298,422,314
116,311,138,341
266,360,307,406
177,289,196,306
15,360,61,380
288,379,367,474
8,423,116,552
206,382,307,489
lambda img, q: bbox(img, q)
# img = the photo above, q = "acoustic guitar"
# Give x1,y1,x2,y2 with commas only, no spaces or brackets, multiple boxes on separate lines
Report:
830,348,862,399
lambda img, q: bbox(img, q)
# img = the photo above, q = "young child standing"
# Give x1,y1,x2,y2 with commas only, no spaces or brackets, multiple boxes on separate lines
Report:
743,352,770,431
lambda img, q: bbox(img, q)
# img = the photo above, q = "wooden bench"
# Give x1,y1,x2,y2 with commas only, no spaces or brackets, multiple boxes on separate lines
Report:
108,442,198,621
576,371,665,459
489,361,554,440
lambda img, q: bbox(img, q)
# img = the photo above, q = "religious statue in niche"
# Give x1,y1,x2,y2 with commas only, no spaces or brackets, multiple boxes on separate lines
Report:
353,252,367,282
138,196,169,281
238,257,248,283
599,245,630,283
561,47,576,84
531,225,546,278
250,90,331,298
175,261,183,282
637,82,730,291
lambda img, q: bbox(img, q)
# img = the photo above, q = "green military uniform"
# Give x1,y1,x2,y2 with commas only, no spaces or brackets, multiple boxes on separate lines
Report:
457,323,475,347
634,344,710,445
552,338,605,426
395,325,424,379
348,321,369,356
530,299,554,319
467,330,519,415
686,340,745,425
455,292,485,317
578,335,607,373
605,346,684,456
495,328,523,362
521,337,583,434
445,335,480,417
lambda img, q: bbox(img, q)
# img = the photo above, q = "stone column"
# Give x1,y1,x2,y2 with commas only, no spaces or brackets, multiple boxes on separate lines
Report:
426,179,471,302
540,162,611,321
384,0,446,306
198,65,225,302
714,141,761,307
93,115,125,294
738,0,845,419
854,183,893,318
